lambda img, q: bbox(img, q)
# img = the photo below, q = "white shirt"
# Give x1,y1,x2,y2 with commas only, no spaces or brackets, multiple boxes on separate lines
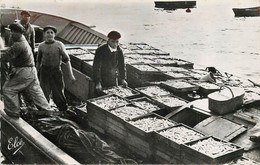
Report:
108,45,117,52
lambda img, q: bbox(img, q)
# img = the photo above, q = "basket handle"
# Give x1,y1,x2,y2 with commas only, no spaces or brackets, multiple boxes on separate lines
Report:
219,86,234,98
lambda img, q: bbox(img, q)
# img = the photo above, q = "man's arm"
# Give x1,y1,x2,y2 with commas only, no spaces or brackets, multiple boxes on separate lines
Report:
30,26,35,54
60,42,75,81
93,48,103,91
36,45,42,71
118,50,126,83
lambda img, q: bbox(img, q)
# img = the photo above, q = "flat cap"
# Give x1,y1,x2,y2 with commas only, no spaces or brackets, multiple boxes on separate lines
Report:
21,10,31,16
9,23,25,33
43,25,57,33
107,31,121,40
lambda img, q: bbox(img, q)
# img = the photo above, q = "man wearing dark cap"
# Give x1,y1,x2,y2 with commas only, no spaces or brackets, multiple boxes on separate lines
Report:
2,23,52,118
37,25,75,112
93,31,127,94
18,10,35,57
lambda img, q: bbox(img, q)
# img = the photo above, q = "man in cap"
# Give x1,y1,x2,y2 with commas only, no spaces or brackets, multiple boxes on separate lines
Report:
2,23,52,118
19,10,35,57
37,25,75,112
93,30,127,95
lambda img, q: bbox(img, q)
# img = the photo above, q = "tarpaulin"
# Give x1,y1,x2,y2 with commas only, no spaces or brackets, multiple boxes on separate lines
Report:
29,116,136,164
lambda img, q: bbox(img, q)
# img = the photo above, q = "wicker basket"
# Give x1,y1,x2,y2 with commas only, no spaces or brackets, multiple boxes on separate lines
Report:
208,86,245,115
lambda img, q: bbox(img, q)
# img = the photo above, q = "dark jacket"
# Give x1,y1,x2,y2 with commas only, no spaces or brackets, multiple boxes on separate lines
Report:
93,44,126,88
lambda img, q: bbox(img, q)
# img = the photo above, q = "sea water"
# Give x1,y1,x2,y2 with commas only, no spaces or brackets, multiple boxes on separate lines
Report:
3,0,260,83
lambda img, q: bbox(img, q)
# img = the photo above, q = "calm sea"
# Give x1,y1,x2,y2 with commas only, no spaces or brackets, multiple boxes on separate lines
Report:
3,0,260,83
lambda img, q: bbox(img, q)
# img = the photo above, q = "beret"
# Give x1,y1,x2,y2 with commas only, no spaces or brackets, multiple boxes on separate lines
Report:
43,25,57,33
21,10,31,16
9,23,25,33
107,31,121,40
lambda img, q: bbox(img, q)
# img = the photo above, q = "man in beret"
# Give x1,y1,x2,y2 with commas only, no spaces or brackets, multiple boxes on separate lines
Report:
93,31,127,95
2,23,52,118
37,25,75,112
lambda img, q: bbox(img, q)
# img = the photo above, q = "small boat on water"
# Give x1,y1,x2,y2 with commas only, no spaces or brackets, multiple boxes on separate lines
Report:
232,6,260,17
154,1,196,10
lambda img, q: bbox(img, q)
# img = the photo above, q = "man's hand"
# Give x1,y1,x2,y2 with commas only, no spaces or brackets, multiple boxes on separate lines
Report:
96,82,102,92
122,79,128,87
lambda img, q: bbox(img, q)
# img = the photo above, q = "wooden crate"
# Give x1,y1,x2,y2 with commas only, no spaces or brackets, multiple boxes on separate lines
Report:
181,136,244,164
153,124,206,163
160,79,199,93
66,47,88,55
87,94,130,133
124,113,177,159
69,55,82,71
76,53,95,61
172,59,194,69
135,85,172,98
126,113,177,139
81,60,93,78
130,97,164,113
105,109,130,142
191,80,220,94
152,94,188,111
108,104,149,121
87,94,130,112
101,86,141,100
168,107,210,128
163,71,192,80
126,64,165,81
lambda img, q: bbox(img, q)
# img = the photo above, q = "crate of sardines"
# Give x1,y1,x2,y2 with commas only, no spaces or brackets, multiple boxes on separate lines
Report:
160,79,199,93
87,94,130,112
130,97,164,113
87,94,130,133
191,81,220,94
135,85,171,98
66,47,89,71
152,94,188,111
163,71,192,80
106,104,149,142
125,113,177,159
152,65,190,73
101,86,140,99
153,124,206,163
181,136,244,164
172,59,194,69
126,64,164,82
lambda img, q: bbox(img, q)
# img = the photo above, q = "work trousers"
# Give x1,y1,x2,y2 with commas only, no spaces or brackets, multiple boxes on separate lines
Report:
3,67,50,117
40,66,68,111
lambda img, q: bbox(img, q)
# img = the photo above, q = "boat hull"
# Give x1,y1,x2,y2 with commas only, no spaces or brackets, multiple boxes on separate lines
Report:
154,1,196,9
0,101,80,164
232,7,260,17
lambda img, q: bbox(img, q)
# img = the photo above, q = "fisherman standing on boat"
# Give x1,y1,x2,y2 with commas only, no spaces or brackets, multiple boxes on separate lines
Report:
37,25,75,112
93,31,128,95
19,10,35,59
2,23,52,118
8,11,35,60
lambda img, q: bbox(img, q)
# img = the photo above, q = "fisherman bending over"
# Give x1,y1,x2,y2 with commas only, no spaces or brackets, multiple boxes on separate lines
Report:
2,23,52,118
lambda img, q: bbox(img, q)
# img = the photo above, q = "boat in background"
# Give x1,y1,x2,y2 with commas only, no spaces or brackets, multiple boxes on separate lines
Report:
232,6,260,17
154,1,196,10
1,8,107,45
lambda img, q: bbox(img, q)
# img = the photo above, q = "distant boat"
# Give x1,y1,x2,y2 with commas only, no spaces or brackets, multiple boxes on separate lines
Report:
232,6,260,17
154,1,196,10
